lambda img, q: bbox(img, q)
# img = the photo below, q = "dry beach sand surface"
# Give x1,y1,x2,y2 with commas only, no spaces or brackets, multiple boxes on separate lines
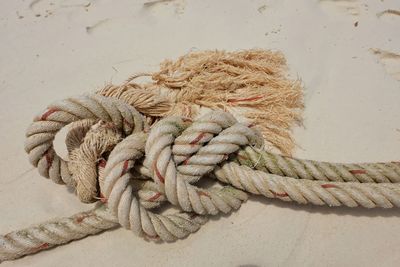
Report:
1,0,400,266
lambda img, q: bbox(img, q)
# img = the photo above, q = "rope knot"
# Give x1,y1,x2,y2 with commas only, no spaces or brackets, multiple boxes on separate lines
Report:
143,110,264,213
25,94,262,241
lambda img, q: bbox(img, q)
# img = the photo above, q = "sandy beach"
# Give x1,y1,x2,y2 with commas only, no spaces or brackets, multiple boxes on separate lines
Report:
0,0,399,266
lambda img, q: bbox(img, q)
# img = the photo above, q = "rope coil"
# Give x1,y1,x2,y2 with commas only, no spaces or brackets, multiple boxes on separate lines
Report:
23,93,400,212
5,49,398,263
2,93,400,262
24,94,145,189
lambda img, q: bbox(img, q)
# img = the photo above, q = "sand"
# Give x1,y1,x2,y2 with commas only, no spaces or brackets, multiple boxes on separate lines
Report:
0,0,399,266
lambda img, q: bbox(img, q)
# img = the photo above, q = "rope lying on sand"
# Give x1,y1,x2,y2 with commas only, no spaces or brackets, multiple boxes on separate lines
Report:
2,94,399,262
1,50,399,262
0,204,208,262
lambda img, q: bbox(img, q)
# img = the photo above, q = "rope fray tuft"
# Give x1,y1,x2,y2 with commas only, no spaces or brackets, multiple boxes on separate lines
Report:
99,49,303,155
68,121,122,203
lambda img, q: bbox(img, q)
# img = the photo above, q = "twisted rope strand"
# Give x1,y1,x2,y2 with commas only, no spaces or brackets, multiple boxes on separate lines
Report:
214,162,400,208
0,204,207,263
0,205,118,263
8,93,399,263
236,147,400,183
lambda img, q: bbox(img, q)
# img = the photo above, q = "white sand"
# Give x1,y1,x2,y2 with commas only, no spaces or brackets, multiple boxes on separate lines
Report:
1,0,400,266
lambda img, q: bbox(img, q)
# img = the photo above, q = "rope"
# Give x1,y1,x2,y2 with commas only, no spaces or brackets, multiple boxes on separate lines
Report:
0,204,207,262
214,162,400,208
0,205,117,262
101,132,242,239
98,49,304,155
68,121,123,203
143,112,261,214
2,93,399,262
24,94,145,186
235,147,400,183
24,94,249,241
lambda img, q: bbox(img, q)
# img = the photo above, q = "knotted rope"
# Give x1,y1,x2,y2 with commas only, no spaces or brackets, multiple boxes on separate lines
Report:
2,93,399,262
235,147,400,183
1,49,399,262
0,92,398,262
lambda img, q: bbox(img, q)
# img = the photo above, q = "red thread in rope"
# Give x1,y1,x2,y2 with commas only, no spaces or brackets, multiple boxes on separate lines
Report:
40,108,58,121
98,159,107,168
75,214,90,224
99,192,108,203
270,190,289,198
321,184,337,189
154,163,165,184
148,192,162,202
29,243,49,253
349,169,367,175
121,160,129,176
182,156,191,165
190,132,206,145
45,149,54,170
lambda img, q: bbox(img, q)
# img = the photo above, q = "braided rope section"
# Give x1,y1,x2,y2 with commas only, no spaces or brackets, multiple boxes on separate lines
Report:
236,147,400,183
0,205,118,263
24,94,145,187
214,162,400,208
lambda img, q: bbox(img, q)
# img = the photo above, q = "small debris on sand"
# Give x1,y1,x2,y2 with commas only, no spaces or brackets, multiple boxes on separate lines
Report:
16,12,24,19
258,5,267,13
86,18,111,34
377,9,400,18
143,0,174,8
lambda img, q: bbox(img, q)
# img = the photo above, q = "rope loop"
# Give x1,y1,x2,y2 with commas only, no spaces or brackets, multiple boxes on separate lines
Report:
22,93,400,247
144,111,264,213
24,94,261,241
24,94,145,189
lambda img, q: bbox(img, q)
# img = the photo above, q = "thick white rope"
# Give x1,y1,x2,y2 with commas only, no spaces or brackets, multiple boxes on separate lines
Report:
101,132,240,240
214,162,400,208
236,146,400,183
24,94,247,241
2,93,398,263
143,112,262,214
0,204,207,262
0,205,117,262
24,94,145,186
